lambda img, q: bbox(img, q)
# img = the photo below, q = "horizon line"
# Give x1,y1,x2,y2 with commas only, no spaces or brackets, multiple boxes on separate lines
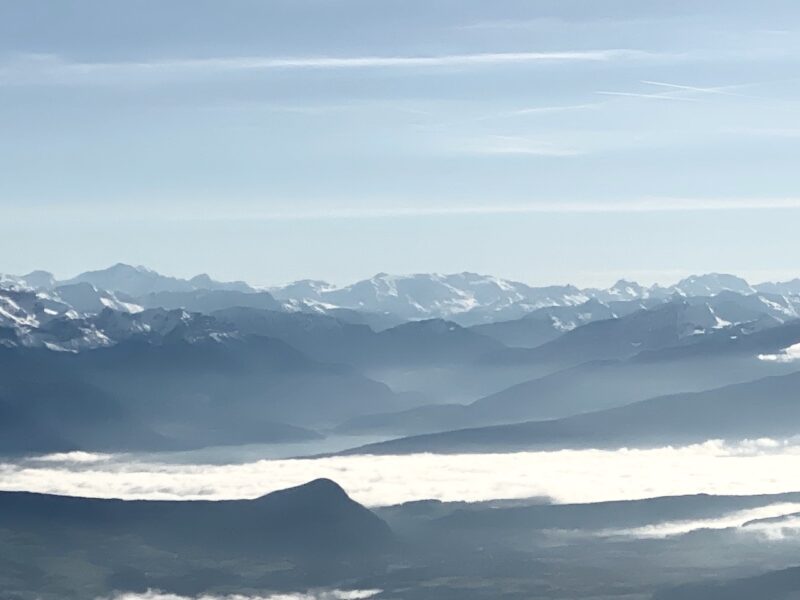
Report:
7,197,800,223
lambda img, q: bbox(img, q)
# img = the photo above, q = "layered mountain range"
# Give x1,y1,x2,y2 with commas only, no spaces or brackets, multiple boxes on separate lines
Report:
2,263,800,455
3,263,800,352
4,264,800,600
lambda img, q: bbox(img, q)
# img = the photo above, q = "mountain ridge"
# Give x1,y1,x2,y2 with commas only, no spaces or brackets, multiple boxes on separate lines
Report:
6,265,800,329
339,369,800,455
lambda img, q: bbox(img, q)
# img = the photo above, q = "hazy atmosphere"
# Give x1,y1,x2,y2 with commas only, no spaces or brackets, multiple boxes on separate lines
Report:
3,1,800,285
4,2,800,600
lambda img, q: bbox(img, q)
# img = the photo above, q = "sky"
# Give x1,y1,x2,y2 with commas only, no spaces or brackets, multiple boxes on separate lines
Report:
2,0,800,287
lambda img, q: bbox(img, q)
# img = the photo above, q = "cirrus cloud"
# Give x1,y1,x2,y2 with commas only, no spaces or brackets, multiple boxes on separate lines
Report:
0,49,657,87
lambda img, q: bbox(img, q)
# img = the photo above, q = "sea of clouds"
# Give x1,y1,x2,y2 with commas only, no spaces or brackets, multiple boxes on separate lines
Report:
99,590,381,600
5,438,800,507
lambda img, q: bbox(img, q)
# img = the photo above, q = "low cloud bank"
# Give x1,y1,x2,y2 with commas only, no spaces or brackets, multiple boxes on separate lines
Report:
5,439,800,507
100,590,381,600
759,342,800,363
604,502,800,538
29,451,113,464
744,514,800,540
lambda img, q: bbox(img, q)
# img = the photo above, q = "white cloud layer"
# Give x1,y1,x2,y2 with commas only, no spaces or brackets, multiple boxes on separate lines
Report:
7,197,800,226
99,589,381,600
743,515,800,540
0,50,652,86
5,439,800,507
759,342,800,363
605,502,800,538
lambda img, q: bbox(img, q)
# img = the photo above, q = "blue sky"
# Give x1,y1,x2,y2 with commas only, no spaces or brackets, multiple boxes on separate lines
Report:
2,0,800,287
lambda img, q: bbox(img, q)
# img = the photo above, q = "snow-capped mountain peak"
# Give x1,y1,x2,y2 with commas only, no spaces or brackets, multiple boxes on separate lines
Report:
673,273,756,297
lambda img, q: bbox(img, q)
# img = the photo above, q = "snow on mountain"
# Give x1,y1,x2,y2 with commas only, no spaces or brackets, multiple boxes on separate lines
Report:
471,298,617,348
0,294,232,352
0,285,100,351
91,307,234,345
0,271,52,290
272,272,590,323
10,264,797,326
3,266,799,349
756,278,800,296
6,270,58,290
671,273,756,297
0,286,74,329
0,275,229,351
63,263,255,297
704,290,800,324
270,279,339,302
53,282,143,314
588,280,657,302
679,301,728,336
326,273,478,318
267,271,800,325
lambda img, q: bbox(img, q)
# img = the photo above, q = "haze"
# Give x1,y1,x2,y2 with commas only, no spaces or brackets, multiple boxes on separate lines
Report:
2,1,800,285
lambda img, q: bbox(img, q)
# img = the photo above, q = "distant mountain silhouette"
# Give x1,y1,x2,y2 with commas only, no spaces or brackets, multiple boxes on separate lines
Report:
214,308,501,367
672,273,756,296
0,479,394,596
65,263,255,296
343,370,800,454
0,478,393,555
6,266,800,331
431,491,800,534
756,278,800,296
470,298,618,348
4,265,800,456
338,317,800,437
482,295,797,368
53,282,139,313
0,332,409,454
138,288,282,313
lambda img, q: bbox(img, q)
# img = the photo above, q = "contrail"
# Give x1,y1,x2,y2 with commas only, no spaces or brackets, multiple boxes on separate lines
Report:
641,80,752,98
595,91,701,102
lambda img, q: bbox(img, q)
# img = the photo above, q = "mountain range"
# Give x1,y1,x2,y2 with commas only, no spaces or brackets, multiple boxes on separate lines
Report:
3,264,799,355
4,264,800,600
2,263,800,455
4,264,800,332
342,369,800,455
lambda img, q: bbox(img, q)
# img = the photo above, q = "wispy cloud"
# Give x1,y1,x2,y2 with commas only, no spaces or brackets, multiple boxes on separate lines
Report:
29,451,113,464
503,102,604,116
173,196,800,221
605,503,800,538
595,91,701,102
599,79,777,104
724,127,800,138
466,135,584,157
403,101,605,134
0,49,656,86
641,79,750,98
6,197,800,224
454,17,669,32
464,102,605,124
